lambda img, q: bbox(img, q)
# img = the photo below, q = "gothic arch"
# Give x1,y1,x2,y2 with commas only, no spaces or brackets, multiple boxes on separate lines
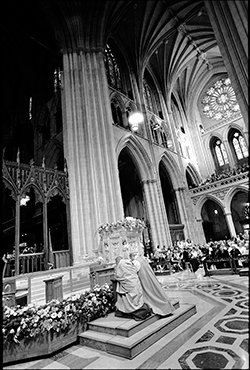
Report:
186,163,202,186
224,185,249,214
110,91,126,110
157,151,183,190
21,184,45,204
2,178,17,202
47,186,68,204
225,123,245,142
115,134,154,181
195,194,225,220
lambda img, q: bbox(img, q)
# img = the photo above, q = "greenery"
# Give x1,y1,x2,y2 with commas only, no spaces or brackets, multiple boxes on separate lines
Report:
98,217,145,235
2,283,115,347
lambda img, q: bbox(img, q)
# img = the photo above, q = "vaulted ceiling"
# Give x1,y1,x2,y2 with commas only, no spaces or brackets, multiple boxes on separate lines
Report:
2,0,225,150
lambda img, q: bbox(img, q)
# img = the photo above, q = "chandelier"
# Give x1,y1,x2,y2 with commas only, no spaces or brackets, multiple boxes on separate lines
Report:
201,78,240,120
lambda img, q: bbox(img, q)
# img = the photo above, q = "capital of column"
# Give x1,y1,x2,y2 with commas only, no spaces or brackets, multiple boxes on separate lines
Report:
141,179,157,186
65,45,105,55
173,186,186,192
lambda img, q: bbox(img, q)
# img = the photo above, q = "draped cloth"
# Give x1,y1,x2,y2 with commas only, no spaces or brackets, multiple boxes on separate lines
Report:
115,259,152,320
135,255,174,316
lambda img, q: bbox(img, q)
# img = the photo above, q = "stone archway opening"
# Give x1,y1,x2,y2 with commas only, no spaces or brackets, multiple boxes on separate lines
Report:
230,191,249,235
201,200,230,242
118,148,144,220
159,161,184,243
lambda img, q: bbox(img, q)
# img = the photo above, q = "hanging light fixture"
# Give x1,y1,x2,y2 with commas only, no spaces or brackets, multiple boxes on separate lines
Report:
128,112,144,132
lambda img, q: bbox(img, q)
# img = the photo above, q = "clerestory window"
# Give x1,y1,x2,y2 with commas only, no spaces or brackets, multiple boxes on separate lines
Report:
104,45,122,92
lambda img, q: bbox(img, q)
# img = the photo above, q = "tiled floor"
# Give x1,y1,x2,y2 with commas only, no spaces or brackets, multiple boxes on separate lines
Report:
3,267,249,369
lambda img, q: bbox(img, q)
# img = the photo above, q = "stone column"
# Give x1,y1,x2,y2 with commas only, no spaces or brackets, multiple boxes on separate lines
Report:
142,179,172,249
173,187,198,242
224,212,237,238
205,0,248,126
61,48,124,264
196,218,207,244
222,139,235,168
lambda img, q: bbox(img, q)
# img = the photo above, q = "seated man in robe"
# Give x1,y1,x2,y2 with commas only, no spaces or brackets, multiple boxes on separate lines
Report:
114,256,152,321
130,245,174,317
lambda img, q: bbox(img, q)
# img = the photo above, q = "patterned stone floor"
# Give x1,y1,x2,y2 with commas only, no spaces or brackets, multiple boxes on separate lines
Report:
3,267,249,369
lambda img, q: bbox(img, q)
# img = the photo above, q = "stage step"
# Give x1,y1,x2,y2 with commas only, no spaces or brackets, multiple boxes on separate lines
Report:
239,267,249,276
78,302,196,359
87,300,179,337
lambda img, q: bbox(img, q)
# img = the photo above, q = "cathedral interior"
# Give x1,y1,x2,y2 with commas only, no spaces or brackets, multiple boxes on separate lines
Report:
2,1,249,368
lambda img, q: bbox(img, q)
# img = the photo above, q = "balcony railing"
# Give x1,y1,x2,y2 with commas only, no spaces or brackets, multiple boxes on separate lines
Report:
3,250,70,277
189,171,248,196
53,250,70,269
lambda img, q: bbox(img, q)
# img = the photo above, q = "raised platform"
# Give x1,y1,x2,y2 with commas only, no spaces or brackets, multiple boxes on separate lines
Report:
206,268,236,276
239,267,249,276
78,300,197,359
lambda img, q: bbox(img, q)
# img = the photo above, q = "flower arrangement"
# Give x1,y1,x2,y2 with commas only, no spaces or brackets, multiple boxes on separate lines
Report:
2,283,115,347
98,217,145,235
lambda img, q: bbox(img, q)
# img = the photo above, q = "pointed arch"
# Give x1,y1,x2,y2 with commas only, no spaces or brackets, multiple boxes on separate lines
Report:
21,183,45,204
186,163,202,187
195,194,225,220
115,134,154,181
224,184,249,214
158,151,183,189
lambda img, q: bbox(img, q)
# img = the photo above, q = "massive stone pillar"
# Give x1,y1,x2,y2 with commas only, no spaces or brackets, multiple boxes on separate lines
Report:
173,187,199,242
61,48,124,264
224,212,237,238
205,0,248,126
142,179,172,249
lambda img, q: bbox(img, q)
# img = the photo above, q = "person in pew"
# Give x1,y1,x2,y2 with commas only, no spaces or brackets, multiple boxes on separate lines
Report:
229,243,242,271
114,256,152,321
130,246,174,317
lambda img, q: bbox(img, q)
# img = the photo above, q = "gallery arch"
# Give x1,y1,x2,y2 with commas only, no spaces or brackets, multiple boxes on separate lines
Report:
201,199,230,242
118,148,144,220
159,161,184,243
230,190,249,235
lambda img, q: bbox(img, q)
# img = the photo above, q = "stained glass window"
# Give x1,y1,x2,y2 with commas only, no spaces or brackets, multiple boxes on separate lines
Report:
104,45,122,91
29,97,32,120
214,139,229,166
232,131,248,160
143,79,154,112
54,68,62,92
201,77,240,120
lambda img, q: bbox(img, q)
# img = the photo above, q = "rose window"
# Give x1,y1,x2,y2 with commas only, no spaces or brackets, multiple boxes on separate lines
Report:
201,78,240,120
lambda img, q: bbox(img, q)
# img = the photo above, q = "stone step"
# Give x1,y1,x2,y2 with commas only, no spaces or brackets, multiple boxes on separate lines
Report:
88,300,180,337
207,268,235,276
239,267,249,276
78,303,196,359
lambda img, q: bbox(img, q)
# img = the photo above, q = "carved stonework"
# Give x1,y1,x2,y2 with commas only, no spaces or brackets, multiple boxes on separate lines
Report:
192,196,202,206
2,160,69,204
214,189,228,200
97,218,145,263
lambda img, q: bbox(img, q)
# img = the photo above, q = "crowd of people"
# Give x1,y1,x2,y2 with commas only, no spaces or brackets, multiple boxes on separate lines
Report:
189,162,249,189
148,231,249,275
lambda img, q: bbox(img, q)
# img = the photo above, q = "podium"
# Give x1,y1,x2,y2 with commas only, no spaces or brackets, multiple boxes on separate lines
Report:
89,264,115,288
2,278,16,307
97,217,145,264
44,275,63,302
